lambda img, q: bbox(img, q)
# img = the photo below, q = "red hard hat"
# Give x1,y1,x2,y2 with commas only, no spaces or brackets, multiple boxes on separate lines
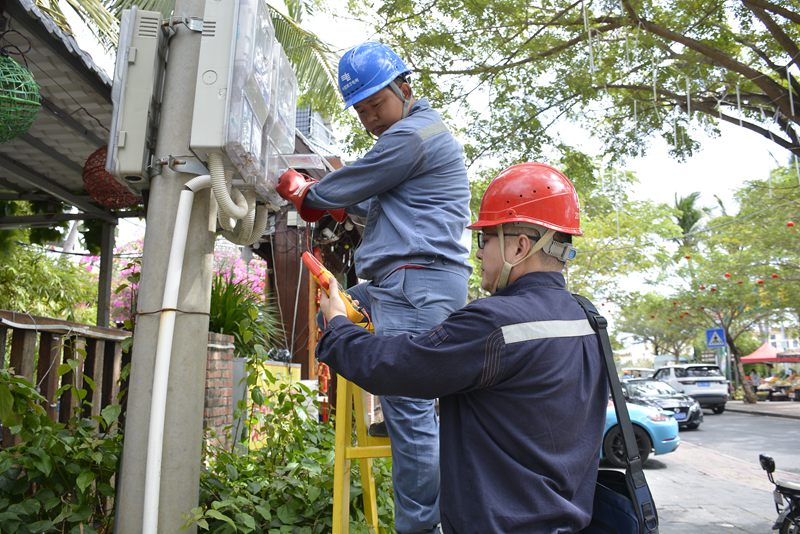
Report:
468,162,582,235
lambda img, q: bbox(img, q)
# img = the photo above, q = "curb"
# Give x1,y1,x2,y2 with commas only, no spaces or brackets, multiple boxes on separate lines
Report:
724,405,800,421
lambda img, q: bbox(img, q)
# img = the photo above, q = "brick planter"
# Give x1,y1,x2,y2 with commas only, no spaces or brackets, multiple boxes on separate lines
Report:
204,332,235,444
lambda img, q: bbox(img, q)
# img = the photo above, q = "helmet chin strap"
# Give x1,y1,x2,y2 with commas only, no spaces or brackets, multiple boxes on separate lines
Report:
389,81,413,118
491,226,556,293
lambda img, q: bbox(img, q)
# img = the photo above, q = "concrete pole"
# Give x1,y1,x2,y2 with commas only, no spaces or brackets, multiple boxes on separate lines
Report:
114,1,215,532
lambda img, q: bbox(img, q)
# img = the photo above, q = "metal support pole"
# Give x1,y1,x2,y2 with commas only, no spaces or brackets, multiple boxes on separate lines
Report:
97,221,115,327
114,1,214,532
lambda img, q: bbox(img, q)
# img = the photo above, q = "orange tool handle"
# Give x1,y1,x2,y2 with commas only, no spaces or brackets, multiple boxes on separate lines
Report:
302,251,334,295
302,252,372,329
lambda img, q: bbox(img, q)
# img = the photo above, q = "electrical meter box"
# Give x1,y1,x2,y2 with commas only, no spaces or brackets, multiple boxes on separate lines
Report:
190,0,297,209
268,43,298,155
106,7,165,190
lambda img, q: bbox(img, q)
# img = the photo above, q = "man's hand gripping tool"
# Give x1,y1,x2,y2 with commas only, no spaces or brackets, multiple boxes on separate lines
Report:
302,252,373,332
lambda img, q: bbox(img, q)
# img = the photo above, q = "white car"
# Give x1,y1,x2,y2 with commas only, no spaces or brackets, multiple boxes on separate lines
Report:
652,364,729,414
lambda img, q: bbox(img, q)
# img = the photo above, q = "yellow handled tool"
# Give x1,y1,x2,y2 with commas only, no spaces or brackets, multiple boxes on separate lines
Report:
302,251,373,331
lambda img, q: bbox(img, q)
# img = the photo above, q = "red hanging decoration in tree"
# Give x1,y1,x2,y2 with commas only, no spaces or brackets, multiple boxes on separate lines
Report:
771,273,780,279
788,221,796,227
82,146,140,209
756,279,765,285
723,272,731,278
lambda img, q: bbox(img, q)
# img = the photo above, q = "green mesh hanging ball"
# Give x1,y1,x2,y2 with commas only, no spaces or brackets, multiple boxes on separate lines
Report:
0,55,41,143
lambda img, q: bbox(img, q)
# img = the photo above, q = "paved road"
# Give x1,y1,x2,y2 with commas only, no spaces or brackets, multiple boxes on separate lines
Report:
644,411,799,533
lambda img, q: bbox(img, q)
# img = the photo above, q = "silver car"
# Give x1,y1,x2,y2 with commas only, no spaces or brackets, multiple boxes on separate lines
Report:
652,364,729,414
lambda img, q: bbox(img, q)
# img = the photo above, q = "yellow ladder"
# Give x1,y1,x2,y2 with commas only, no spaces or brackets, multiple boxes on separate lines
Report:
332,375,392,534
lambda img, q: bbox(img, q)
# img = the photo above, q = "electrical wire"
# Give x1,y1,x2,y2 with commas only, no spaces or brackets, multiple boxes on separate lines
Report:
268,233,291,350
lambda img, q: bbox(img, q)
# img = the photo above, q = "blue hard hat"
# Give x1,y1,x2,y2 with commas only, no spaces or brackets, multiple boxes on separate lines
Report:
338,42,411,108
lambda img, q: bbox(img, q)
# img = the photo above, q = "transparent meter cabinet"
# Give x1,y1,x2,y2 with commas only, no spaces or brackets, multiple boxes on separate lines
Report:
224,0,277,183
268,42,298,155
191,0,296,208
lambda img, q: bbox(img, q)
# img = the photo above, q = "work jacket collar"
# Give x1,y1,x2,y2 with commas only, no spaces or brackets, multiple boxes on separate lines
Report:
494,271,566,296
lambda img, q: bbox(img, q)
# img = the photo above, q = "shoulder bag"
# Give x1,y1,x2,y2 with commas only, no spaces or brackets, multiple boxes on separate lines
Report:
573,294,659,534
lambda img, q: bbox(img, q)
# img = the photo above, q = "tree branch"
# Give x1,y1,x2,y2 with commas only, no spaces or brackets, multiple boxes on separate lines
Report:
620,0,795,120
604,83,800,156
420,20,625,75
741,0,800,25
743,0,800,70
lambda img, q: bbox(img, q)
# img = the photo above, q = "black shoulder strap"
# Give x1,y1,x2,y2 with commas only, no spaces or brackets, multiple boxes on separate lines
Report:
573,293,659,534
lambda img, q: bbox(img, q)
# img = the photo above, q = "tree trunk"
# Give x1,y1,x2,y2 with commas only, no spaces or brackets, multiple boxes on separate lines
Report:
730,339,758,403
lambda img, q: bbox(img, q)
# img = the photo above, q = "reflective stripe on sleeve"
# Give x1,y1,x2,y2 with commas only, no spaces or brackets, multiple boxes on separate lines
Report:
501,319,594,344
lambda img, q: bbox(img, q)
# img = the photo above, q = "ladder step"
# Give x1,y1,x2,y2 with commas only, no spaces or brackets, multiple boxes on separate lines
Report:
345,445,392,459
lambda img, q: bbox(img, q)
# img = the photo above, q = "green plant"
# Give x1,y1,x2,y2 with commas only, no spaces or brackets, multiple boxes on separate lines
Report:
186,371,394,533
0,244,97,324
0,368,123,533
209,272,284,362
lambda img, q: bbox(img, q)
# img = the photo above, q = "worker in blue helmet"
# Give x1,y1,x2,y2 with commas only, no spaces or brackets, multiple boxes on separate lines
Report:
277,42,472,534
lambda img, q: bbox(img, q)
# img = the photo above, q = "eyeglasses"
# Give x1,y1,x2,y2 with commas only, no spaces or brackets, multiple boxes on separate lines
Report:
476,231,539,250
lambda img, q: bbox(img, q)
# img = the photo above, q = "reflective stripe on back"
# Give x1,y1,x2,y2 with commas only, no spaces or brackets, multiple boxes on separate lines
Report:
501,319,594,344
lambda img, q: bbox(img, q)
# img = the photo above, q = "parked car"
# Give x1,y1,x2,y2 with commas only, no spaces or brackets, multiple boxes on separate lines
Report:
621,367,655,380
621,378,704,430
601,400,680,468
652,364,729,413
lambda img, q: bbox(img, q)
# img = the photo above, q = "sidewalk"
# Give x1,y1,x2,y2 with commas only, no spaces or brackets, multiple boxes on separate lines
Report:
724,399,800,420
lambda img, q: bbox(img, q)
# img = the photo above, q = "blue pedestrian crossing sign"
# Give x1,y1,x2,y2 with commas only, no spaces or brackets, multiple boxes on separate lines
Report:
706,328,727,348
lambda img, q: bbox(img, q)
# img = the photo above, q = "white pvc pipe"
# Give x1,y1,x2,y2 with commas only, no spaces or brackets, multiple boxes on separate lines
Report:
142,173,211,534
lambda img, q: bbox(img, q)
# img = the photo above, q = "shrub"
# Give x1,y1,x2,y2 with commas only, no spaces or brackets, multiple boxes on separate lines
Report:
0,245,97,324
0,368,123,533
209,272,284,363
186,370,394,533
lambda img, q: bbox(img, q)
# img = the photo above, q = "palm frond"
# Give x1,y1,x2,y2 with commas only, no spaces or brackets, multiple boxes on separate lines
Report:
64,0,119,49
105,0,175,19
36,1,71,30
269,4,341,116
34,0,117,51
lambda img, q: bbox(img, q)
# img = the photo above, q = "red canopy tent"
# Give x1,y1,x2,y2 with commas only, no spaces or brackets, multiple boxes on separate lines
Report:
741,342,800,364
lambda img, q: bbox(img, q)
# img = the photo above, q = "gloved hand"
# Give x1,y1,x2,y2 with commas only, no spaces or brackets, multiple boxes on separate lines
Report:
330,208,347,223
276,169,326,222
277,170,348,223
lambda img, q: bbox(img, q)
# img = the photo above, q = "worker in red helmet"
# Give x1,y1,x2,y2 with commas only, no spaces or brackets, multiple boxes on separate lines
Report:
316,162,607,533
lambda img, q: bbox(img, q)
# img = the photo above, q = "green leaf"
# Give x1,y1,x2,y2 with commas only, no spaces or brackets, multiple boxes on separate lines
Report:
0,385,13,424
205,509,236,529
276,504,296,524
235,512,256,532
76,471,95,493
83,376,96,391
27,520,54,531
29,448,53,477
101,404,122,427
254,505,272,521
225,463,238,481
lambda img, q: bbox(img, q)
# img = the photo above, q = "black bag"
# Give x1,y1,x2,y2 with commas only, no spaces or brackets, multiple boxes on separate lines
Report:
574,295,659,534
